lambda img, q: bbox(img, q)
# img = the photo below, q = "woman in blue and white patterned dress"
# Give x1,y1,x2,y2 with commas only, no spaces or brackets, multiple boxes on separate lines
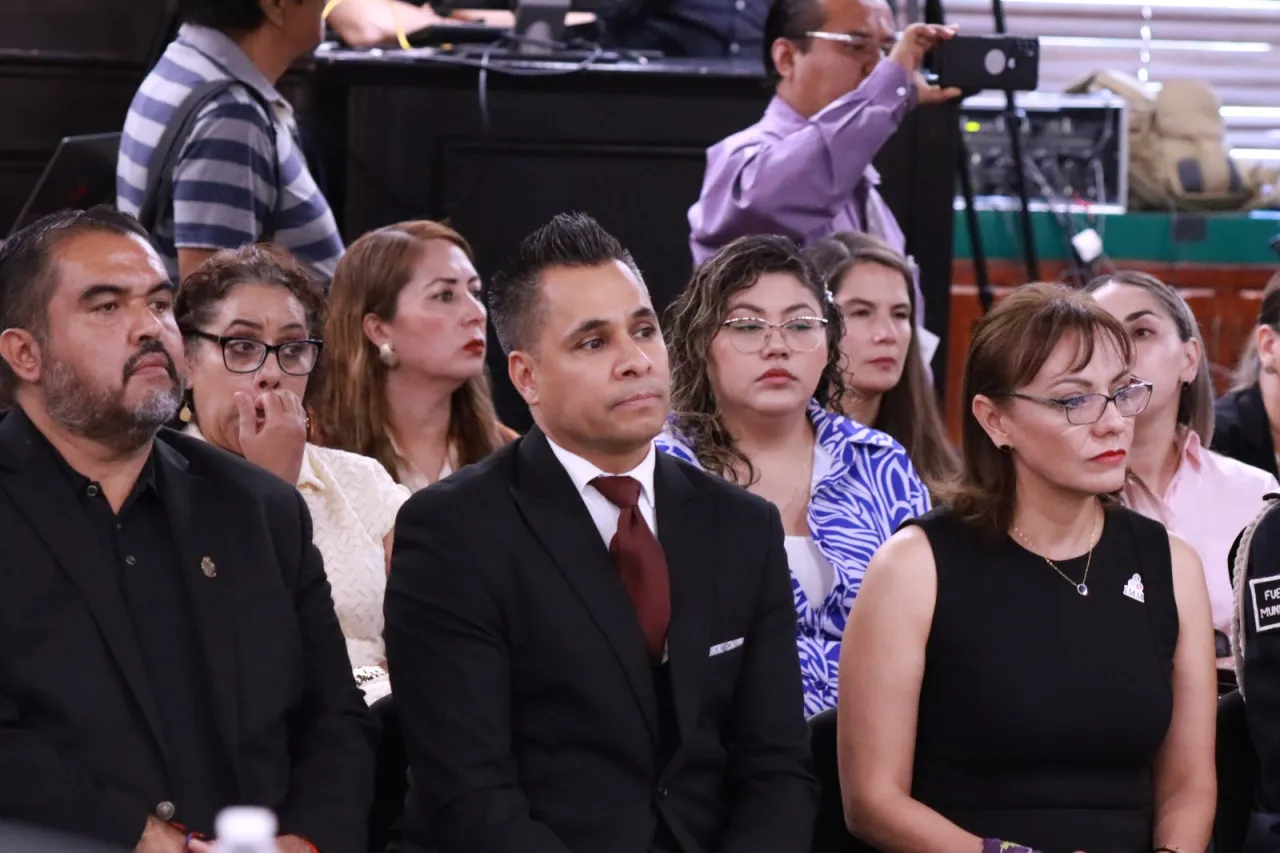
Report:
656,235,930,717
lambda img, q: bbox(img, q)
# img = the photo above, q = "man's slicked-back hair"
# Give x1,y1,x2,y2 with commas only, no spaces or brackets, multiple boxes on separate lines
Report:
488,212,643,354
763,0,826,82
176,0,267,32
0,206,152,402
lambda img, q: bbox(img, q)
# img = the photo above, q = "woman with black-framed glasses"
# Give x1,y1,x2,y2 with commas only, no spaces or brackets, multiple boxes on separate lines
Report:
184,330,324,377
655,234,929,717
176,244,410,704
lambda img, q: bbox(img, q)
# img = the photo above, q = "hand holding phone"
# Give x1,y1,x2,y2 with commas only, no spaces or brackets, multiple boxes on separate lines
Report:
890,23,963,106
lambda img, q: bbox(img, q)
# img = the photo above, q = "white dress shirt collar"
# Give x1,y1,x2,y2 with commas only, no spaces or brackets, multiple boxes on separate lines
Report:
545,433,665,662
545,434,658,509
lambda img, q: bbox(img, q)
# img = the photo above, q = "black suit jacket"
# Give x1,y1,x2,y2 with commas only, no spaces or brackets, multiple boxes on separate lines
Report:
1213,386,1280,481
385,427,817,853
0,410,377,851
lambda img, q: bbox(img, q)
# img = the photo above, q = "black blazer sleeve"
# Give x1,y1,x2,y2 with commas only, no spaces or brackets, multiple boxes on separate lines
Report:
719,504,819,852
0,690,147,847
385,488,574,853
274,490,379,852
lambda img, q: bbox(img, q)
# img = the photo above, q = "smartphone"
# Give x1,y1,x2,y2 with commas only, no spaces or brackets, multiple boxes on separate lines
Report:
934,34,1040,92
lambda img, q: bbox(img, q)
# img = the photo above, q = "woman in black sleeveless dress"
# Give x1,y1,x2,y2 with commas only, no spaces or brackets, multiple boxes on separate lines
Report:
835,284,1217,853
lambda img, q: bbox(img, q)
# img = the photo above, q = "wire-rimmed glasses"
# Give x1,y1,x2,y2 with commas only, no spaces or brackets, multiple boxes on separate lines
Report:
720,316,829,355
1004,380,1154,426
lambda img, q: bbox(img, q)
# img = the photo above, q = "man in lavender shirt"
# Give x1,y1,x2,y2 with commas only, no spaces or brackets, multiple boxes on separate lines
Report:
688,0,960,323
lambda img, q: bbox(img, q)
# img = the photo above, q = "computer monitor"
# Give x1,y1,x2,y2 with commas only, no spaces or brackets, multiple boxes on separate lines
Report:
9,133,121,237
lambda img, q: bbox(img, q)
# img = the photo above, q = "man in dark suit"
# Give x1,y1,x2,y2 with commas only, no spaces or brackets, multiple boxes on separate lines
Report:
0,207,376,853
385,213,817,853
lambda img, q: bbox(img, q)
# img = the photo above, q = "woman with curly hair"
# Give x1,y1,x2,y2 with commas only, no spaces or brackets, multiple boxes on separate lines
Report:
654,234,930,716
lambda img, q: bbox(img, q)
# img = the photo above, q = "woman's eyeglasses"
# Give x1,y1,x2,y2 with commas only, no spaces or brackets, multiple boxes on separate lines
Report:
720,317,828,355
1004,381,1154,426
187,331,324,376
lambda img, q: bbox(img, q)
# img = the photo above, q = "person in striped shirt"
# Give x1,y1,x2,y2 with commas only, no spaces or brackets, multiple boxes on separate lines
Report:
117,0,343,284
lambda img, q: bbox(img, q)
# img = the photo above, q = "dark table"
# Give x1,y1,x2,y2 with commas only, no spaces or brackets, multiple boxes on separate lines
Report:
303,47,960,429
308,48,766,303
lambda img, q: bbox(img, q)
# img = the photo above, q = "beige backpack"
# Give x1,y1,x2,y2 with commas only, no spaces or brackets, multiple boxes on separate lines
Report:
1067,71,1253,212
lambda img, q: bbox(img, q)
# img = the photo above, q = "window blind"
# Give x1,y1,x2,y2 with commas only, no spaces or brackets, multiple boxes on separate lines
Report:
938,0,1280,162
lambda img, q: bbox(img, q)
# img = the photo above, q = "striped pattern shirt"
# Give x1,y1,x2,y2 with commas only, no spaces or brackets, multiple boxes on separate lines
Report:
117,24,343,282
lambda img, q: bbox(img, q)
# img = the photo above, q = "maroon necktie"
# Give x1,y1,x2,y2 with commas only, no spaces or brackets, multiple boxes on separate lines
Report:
592,475,671,662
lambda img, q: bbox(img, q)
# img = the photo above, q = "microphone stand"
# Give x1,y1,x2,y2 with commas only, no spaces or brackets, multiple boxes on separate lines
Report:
925,0,993,313
992,0,1040,282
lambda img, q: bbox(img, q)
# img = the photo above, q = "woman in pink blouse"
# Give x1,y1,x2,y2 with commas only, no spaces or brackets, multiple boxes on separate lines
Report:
1089,271,1279,664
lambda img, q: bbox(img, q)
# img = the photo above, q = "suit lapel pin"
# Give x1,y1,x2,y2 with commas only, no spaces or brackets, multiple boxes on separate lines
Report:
1122,573,1144,603
201,556,217,579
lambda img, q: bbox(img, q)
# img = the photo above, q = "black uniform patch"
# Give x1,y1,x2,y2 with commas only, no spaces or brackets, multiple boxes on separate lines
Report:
1251,574,1280,633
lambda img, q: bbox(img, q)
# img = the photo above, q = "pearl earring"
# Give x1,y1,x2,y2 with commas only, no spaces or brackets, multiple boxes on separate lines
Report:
378,342,399,368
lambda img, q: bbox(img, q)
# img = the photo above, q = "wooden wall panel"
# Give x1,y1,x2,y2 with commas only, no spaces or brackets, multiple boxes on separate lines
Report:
947,261,1279,441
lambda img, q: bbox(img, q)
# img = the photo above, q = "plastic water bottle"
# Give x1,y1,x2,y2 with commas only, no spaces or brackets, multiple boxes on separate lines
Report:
214,806,278,853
